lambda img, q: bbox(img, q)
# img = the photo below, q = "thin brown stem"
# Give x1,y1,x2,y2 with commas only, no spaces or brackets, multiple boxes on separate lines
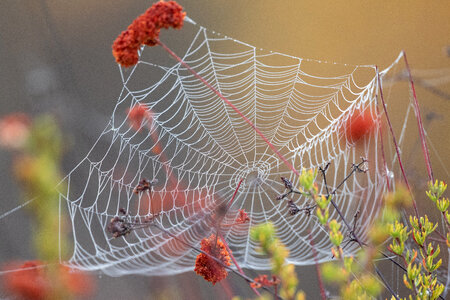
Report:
216,179,261,296
274,282,279,300
227,179,244,210
214,179,243,251
219,233,261,297
428,236,448,244
375,102,391,192
321,159,367,247
402,51,434,183
375,268,400,300
376,67,419,218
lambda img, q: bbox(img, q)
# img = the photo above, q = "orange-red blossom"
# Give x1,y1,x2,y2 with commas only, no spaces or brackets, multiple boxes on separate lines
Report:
112,1,186,67
250,274,280,289
0,112,31,150
343,106,379,144
194,234,232,285
3,261,93,300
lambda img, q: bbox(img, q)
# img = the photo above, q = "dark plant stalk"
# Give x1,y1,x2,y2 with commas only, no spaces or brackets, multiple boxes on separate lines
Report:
320,159,366,245
408,76,450,101
375,268,400,300
375,103,391,192
401,51,434,183
219,232,261,297
376,67,419,218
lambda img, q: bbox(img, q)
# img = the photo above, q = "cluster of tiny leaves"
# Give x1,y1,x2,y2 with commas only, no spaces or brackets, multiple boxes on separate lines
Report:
426,181,450,246
387,181,448,300
249,222,305,300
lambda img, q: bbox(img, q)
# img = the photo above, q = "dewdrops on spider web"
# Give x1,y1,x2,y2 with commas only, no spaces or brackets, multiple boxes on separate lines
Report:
60,0,404,278
112,0,186,67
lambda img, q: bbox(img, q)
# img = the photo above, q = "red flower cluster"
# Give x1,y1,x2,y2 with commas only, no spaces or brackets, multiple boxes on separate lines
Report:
3,261,93,300
3,261,48,300
250,274,280,289
194,234,232,285
343,107,379,144
112,1,186,67
235,209,250,224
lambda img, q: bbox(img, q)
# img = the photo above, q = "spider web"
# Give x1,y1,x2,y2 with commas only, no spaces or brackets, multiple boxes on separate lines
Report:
56,18,408,276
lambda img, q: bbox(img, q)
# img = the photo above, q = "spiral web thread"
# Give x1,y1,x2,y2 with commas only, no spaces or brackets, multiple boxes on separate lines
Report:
57,19,407,276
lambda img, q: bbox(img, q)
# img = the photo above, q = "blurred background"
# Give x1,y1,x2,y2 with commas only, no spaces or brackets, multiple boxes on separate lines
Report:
0,1,449,299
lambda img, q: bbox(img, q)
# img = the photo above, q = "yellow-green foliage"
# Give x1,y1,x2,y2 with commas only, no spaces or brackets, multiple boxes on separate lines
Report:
251,222,302,300
298,168,317,193
427,180,450,246
13,115,67,261
340,274,381,300
383,181,447,300
369,185,411,245
321,261,349,284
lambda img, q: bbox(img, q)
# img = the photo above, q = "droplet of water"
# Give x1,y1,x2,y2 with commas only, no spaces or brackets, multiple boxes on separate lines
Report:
388,170,394,179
